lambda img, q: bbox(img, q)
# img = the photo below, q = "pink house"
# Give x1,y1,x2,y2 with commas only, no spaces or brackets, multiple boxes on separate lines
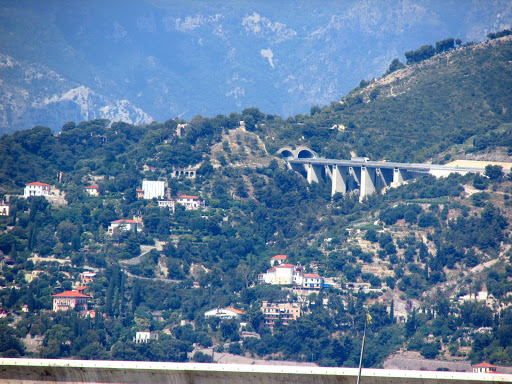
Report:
80,272,96,284
52,291,90,312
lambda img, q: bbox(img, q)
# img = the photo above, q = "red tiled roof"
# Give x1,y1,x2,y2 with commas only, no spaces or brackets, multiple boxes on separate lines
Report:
271,255,287,260
267,268,276,272
85,185,99,189
52,291,90,298
276,264,294,268
111,219,137,224
304,274,322,278
177,194,199,200
27,182,51,187
473,363,497,368
227,307,246,314
76,286,88,291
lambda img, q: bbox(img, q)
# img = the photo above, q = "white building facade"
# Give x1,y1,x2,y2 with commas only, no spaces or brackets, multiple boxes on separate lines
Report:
108,219,140,235
24,182,51,197
84,185,100,196
176,193,205,210
142,180,165,200
0,202,9,216
274,264,295,285
303,274,324,289
133,331,159,343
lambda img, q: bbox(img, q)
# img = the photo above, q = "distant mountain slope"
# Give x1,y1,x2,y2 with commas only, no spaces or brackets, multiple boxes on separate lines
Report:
0,54,152,133
0,0,510,133
337,35,512,162
258,36,512,163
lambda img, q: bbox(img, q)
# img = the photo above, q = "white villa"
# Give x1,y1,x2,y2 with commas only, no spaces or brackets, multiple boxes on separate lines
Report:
24,182,51,197
204,307,245,319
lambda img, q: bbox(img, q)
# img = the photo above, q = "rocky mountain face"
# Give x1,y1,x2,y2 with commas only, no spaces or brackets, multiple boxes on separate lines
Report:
0,0,511,133
0,54,152,134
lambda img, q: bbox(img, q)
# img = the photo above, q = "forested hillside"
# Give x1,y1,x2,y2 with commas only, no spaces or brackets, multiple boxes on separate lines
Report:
255,35,512,163
0,33,512,367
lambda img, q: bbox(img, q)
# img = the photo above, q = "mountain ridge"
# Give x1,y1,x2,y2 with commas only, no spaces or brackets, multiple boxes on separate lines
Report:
0,53,152,133
0,0,511,133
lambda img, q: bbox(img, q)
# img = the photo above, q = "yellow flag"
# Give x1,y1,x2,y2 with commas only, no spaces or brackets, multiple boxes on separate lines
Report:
366,313,372,324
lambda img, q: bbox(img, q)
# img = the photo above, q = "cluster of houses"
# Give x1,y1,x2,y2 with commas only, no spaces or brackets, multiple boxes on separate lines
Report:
136,180,205,211
258,255,325,290
16,180,205,212
8,181,205,235
203,302,302,329
454,285,512,314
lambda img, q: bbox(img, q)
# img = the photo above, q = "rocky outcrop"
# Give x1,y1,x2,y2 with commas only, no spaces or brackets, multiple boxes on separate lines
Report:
0,54,152,134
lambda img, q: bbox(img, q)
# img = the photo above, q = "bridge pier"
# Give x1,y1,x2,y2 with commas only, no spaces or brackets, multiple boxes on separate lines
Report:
375,168,389,190
307,164,323,183
360,166,376,201
331,165,348,195
283,153,488,201
392,168,406,187
349,166,360,191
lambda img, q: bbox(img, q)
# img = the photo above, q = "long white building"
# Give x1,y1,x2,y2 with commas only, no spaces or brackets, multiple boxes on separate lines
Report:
142,180,165,199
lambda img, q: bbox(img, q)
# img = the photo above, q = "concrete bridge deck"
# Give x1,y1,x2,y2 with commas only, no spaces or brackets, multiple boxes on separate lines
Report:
280,149,510,200
287,158,489,174
1,358,511,384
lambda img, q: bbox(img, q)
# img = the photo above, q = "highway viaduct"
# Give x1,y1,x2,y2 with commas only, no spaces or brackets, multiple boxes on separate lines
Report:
1,358,511,384
277,147,490,202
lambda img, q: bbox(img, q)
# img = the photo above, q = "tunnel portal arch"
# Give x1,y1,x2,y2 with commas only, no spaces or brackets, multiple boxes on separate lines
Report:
277,146,317,159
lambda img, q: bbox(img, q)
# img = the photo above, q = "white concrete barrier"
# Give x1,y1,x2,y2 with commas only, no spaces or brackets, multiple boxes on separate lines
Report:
0,358,511,384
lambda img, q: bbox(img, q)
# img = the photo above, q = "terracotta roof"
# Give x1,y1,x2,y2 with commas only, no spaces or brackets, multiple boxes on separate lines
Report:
85,185,99,189
177,194,199,200
26,182,51,187
271,255,287,260
52,291,90,298
227,307,246,314
276,264,294,268
304,274,322,278
267,268,276,272
473,363,497,368
75,286,88,291
111,219,137,224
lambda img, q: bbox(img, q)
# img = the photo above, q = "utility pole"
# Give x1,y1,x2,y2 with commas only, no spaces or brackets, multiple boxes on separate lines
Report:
356,310,372,384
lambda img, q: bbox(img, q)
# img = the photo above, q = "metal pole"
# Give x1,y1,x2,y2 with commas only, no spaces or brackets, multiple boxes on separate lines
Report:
356,315,368,384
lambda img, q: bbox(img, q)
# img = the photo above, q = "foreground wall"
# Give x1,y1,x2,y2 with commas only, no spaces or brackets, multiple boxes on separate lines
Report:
1,359,511,384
